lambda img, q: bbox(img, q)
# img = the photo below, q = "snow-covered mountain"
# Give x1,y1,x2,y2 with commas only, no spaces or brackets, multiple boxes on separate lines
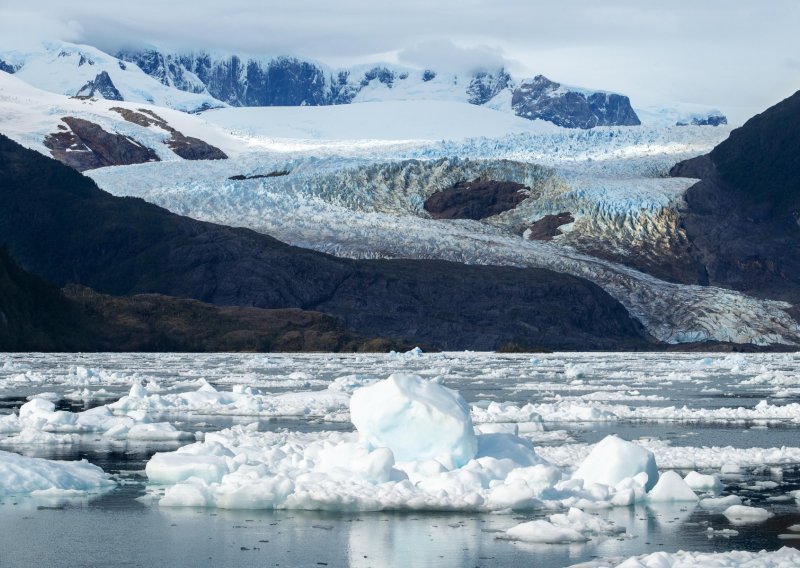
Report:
116,48,644,129
0,42,222,112
0,41,728,129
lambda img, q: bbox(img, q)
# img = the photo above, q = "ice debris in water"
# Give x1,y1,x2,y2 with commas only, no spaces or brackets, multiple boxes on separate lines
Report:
590,547,800,568
0,397,193,443
351,373,476,468
142,374,710,512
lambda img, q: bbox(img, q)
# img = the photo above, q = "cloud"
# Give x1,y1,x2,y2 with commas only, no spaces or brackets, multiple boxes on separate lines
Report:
398,40,509,74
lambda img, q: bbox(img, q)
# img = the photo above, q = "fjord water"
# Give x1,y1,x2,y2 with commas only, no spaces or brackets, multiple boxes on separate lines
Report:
1,352,799,567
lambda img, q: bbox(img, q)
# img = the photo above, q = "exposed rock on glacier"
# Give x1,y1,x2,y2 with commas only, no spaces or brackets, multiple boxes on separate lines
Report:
43,116,160,171
423,178,530,220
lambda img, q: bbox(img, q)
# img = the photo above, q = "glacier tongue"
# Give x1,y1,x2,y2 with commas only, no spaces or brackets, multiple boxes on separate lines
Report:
87,141,800,346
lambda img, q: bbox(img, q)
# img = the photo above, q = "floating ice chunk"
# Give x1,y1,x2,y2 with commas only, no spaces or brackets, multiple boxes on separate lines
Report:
146,442,233,484
0,449,114,496
504,506,625,543
723,504,774,524
572,435,659,491
699,494,742,509
470,401,544,429
126,423,195,441
646,471,699,502
550,507,625,536
683,471,723,493
503,519,588,543
350,373,477,468
706,526,739,538
327,374,380,394
406,347,424,357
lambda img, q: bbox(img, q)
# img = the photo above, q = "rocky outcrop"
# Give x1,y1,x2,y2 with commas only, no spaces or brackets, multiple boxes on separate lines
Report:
424,178,530,220
0,133,652,350
229,171,290,180
43,117,159,171
0,60,17,74
110,107,227,160
511,75,640,129
75,71,124,101
466,69,512,105
121,50,330,106
676,113,727,127
524,212,574,241
671,90,800,302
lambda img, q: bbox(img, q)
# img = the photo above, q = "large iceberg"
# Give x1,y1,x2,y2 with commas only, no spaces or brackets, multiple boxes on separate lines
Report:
350,373,477,468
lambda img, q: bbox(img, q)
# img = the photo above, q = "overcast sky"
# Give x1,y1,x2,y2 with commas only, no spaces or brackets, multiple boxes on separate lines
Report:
1,0,798,122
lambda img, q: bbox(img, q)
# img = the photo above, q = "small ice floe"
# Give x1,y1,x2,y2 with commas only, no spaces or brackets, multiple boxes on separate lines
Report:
501,507,625,544
683,471,723,494
706,526,739,538
723,504,774,524
699,494,742,509
0,449,114,498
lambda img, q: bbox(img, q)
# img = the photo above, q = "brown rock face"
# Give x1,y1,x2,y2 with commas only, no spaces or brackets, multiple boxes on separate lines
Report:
111,107,228,160
63,285,408,352
43,117,160,171
525,212,574,241
424,178,530,220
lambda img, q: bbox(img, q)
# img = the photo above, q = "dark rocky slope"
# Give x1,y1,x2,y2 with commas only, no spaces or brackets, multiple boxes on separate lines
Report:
0,134,650,350
671,90,800,302
0,247,91,351
0,248,403,352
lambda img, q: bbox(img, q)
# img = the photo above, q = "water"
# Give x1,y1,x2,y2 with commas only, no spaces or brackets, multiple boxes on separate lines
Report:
1,352,799,567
